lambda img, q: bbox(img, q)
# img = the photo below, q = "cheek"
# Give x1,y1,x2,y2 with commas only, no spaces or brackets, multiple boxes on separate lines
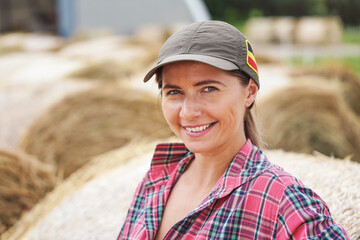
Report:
222,98,247,125
161,100,178,126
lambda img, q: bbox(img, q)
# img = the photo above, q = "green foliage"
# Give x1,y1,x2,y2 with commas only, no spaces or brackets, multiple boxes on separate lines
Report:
343,28,360,44
204,0,360,26
343,57,360,74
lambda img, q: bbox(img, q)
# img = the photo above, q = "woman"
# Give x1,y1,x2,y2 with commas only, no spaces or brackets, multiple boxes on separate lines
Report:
117,21,348,239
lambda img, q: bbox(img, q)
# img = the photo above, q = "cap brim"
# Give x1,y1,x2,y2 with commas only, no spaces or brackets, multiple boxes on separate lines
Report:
143,54,239,82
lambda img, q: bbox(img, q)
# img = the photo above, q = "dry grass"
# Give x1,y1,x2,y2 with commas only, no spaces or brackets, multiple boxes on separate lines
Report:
0,46,24,56
69,58,154,82
1,139,169,240
69,60,133,81
21,85,173,179
290,63,360,116
258,83,360,162
0,150,58,235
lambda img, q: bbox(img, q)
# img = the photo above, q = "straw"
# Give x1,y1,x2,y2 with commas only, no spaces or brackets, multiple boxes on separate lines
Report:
0,150,57,235
21,85,173,178
258,83,360,162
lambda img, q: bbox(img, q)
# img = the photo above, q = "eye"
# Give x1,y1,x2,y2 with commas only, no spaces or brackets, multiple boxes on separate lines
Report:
165,89,182,96
203,86,218,92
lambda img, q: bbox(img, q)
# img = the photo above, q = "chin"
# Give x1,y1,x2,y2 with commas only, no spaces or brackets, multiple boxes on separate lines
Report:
182,140,212,154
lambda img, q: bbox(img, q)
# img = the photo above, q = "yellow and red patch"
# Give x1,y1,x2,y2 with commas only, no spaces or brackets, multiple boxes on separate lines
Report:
246,40,258,77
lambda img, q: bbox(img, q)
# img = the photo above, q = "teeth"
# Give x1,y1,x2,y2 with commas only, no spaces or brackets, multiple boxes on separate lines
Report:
185,123,211,133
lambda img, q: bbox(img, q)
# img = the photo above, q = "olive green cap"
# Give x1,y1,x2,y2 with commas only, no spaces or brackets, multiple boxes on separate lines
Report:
143,20,260,88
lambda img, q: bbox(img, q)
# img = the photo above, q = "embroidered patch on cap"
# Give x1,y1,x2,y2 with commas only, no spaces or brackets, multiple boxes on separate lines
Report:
246,40,258,77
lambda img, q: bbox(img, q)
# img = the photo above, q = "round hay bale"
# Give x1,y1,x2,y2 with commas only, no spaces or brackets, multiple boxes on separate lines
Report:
266,150,360,240
69,60,134,81
257,83,360,162
0,33,64,54
0,150,57,236
2,139,174,240
294,17,343,45
245,17,274,43
0,80,94,151
21,85,173,179
290,63,360,116
65,38,160,82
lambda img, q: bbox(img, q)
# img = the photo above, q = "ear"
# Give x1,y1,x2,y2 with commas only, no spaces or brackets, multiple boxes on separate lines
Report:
245,79,258,107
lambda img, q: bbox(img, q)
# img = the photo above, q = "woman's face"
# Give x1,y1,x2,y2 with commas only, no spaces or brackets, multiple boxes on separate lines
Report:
161,61,257,155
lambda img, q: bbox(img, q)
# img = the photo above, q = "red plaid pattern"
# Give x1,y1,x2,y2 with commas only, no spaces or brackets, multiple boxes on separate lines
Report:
118,140,348,239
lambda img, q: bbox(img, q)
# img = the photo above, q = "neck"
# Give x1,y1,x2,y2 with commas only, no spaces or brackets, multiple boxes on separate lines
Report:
184,138,247,189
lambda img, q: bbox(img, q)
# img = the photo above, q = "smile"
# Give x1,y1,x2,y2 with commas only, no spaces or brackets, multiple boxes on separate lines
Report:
184,123,215,133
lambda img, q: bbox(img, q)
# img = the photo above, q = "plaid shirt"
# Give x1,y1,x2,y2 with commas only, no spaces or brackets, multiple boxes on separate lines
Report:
118,140,348,239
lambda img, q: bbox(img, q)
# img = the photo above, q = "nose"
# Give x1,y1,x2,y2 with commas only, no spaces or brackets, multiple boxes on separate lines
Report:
179,96,202,120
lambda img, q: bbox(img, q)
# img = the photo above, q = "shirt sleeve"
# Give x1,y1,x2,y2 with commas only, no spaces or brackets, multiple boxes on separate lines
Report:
116,174,148,240
275,184,349,239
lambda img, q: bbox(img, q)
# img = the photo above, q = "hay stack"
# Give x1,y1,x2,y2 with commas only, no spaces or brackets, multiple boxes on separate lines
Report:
294,17,343,45
64,36,160,82
21,85,173,179
0,80,94,151
0,33,64,54
0,150,57,236
257,83,360,161
2,139,173,240
2,142,358,240
0,52,85,86
290,63,360,116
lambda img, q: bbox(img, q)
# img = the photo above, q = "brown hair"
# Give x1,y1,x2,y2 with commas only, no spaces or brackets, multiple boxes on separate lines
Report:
155,68,263,148
229,70,263,148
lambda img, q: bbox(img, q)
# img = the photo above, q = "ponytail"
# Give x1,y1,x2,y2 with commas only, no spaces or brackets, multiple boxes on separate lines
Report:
244,107,263,148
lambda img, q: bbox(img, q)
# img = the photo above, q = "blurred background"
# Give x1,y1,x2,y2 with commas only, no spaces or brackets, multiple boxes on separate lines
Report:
0,0,359,239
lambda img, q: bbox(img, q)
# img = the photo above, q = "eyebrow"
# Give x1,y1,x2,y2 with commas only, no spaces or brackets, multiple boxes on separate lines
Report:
162,80,225,89
193,80,225,87
162,84,181,90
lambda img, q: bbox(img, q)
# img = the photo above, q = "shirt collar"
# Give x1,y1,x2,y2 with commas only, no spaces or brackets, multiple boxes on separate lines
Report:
145,139,271,195
213,139,271,199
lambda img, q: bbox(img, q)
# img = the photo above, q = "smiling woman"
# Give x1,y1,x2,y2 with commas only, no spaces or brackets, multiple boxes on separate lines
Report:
117,21,349,240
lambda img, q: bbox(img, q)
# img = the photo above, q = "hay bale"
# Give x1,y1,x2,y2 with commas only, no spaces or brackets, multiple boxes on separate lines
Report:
68,52,157,82
0,33,64,54
266,150,360,240
245,17,274,43
0,150,57,236
2,139,173,240
132,24,171,45
272,17,296,44
21,85,173,179
0,80,94,151
294,17,343,45
0,53,85,86
290,63,360,116
64,36,160,82
59,35,159,66
69,60,133,81
257,83,360,162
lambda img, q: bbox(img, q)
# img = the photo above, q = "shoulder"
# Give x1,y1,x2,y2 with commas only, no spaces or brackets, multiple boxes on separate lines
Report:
246,147,314,206
246,145,305,194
